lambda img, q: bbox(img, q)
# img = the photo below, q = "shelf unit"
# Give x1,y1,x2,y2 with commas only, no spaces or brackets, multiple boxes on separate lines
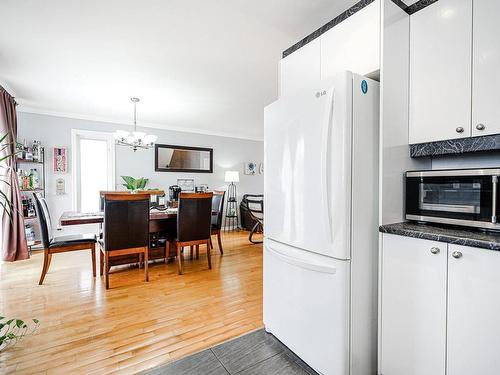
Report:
16,152,46,251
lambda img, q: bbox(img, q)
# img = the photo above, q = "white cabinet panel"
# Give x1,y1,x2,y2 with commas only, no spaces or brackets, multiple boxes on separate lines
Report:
380,234,447,375
279,39,320,97
447,245,500,375
320,0,380,80
409,0,472,144
472,0,500,137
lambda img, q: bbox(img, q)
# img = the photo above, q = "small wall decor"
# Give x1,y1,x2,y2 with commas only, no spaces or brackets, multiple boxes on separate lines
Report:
259,163,264,174
177,178,195,192
55,178,65,195
53,147,67,173
244,162,257,175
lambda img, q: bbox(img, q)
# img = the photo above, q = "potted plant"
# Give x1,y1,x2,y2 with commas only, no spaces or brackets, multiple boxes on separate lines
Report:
120,176,149,192
0,133,39,352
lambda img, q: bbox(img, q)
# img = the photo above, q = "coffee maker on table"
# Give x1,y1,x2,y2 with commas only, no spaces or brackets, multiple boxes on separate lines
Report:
169,185,182,207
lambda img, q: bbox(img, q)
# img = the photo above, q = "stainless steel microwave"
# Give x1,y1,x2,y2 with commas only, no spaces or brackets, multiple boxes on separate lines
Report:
405,168,500,230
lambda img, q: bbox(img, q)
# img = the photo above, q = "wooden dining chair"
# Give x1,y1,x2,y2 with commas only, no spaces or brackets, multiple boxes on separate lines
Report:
34,193,97,285
99,194,150,289
168,192,213,274
210,191,225,254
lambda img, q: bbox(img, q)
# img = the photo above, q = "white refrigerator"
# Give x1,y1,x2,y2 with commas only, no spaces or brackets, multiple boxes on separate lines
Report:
263,71,379,375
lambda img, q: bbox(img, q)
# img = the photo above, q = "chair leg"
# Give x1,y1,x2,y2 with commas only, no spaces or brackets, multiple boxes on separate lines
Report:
99,249,104,276
176,244,183,275
91,244,96,277
206,240,212,269
209,236,213,249
217,232,224,255
249,222,263,244
190,245,194,260
165,241,170,264
105,252,110,289
196,245,200,259
38,249,51,285
144,247,149,282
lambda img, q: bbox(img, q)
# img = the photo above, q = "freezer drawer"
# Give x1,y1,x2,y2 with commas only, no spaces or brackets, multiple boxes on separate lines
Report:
263,239,350,375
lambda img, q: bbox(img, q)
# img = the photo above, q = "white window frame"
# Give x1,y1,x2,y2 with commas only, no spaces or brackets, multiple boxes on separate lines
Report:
71,129,116,211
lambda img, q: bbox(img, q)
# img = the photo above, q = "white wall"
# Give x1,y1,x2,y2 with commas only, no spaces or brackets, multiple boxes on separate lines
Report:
18,112,263,234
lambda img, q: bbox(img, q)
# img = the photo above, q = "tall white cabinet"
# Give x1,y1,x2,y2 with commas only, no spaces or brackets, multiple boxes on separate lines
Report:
472,0,500,137
381,234,500,375
409,0,472,144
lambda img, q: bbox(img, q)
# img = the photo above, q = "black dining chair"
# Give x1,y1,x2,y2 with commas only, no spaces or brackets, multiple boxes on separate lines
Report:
167,192,213,274
34,193,97,285
99,194,150,289
210,191,225,254
241,194,264,244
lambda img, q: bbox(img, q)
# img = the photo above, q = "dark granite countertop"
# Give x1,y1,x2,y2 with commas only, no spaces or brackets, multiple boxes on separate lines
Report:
379,222,500,251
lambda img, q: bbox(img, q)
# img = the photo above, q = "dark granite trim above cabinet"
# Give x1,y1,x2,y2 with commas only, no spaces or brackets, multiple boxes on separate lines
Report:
410,134,500,158
405,0,439,15
282,0,440,59
380,222,500,251
282,0,375,58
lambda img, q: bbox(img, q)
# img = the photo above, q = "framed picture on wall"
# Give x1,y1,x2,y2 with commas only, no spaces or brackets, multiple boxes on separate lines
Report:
53,147,68,174
244,162,257,175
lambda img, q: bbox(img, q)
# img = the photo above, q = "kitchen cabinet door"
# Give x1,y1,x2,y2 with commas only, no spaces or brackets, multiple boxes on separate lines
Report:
447,245,500,375
279,39,320,97
380,234,447,375
320,0,380,80
472,0,500,137
409,0,472,144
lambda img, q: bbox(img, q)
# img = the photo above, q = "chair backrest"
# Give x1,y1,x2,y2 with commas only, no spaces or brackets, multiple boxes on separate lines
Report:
33,193,52,248
211,191,225,229
103,194,150,251
242,194,264,221
177,192,213,242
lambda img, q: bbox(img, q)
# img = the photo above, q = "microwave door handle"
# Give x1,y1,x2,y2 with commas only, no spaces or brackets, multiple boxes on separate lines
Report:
492,176,498,224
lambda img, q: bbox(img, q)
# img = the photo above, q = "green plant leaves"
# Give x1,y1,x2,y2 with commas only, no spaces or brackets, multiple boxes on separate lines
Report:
120,176,149,190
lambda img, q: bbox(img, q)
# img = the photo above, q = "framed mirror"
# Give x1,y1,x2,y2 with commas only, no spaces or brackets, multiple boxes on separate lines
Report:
155,144,213,173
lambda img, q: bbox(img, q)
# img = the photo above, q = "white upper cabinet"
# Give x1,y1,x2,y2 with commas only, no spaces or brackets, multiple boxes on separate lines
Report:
409,0,472,144
472,0,500,137
320,0,380,80
279,39,320,97
380,234,447,375
279,0,380,97
447,245,500,375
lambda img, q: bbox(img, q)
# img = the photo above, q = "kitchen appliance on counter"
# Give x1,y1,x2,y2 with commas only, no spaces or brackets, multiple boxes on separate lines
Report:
406,168,500,230
169,185,181,202
264,71,379,375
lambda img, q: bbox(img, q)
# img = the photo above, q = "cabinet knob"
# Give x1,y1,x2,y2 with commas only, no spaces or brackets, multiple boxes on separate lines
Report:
452,251,463,259
456,127,464,133
430,247,440,255
476,123,486,131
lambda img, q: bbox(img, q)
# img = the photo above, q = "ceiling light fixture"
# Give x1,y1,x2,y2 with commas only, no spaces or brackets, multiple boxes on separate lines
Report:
113,97,158,151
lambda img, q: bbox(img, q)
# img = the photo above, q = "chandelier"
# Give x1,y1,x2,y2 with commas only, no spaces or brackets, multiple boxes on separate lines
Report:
113,97,158,151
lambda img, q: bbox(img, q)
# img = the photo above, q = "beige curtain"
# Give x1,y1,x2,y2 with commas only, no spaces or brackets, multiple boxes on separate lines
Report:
1,86,28,261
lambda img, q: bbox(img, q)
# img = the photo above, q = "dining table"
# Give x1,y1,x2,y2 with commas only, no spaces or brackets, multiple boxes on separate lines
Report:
58,207,218,267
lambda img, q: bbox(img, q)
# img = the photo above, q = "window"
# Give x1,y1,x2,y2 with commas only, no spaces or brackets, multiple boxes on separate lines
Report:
71,130,115,212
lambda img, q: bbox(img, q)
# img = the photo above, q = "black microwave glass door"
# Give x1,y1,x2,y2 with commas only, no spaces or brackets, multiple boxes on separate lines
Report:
406,175,494,223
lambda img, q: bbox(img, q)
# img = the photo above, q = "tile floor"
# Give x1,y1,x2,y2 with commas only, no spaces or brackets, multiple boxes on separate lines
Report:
144,329,318,375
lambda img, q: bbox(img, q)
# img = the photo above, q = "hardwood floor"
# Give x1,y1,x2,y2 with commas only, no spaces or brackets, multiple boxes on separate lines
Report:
0,231,263,374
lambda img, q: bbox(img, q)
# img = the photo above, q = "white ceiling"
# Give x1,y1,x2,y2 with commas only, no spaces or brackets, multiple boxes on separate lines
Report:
0,0,359,140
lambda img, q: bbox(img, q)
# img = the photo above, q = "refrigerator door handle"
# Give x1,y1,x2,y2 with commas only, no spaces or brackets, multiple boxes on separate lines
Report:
320,89,335,243
267,245,337,274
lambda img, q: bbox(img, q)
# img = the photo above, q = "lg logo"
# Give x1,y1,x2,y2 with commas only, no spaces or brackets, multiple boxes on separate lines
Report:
315,90,327,98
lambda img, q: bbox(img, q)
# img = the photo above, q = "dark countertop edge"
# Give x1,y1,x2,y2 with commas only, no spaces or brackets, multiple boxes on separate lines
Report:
379,222,500,251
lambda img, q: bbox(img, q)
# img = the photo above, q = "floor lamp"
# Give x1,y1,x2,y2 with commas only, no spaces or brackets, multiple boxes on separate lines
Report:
224,170,240,231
